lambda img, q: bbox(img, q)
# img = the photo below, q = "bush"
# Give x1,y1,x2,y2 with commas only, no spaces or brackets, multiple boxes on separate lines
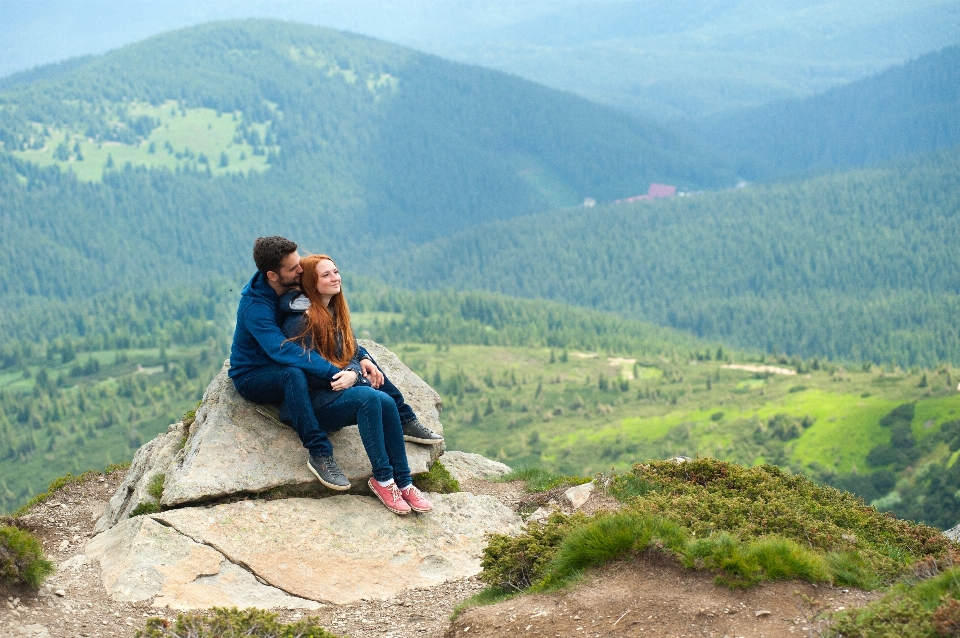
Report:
412,460,460,494
136,607,339,638
0,525,54,588
620,458,950,582
830,566,960,637
481,511,587,590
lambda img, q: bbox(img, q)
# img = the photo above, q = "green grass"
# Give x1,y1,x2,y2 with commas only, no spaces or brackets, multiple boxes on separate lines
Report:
498,466,591,493
478,458,955,605
11,101,276,182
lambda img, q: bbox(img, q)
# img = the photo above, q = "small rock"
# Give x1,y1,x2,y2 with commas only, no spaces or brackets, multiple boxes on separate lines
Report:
755,610,772,617
54,590,65,597
562,482,594,509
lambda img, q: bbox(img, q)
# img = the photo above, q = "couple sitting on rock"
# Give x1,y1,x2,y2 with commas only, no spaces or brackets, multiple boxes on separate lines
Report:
228,236,443,515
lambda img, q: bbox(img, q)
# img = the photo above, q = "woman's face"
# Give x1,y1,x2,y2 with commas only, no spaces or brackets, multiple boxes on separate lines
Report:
315,259,341,303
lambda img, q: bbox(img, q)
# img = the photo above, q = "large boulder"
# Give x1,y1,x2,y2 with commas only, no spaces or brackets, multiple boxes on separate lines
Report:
96,340,444,528
86,492,521,607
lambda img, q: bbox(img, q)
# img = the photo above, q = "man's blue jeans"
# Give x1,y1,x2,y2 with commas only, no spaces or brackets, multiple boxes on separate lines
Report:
314,385,412,488
233,365,335,457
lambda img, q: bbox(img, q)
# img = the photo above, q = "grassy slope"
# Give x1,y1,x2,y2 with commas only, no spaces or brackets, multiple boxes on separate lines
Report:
12,102,274,182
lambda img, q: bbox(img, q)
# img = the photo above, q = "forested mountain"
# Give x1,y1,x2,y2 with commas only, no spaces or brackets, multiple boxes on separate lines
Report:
0,20,733,309
700,44,960,180
385,148,960,366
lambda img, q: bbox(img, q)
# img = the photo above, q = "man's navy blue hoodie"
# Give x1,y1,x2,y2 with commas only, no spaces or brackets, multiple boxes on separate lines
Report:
228,272,342,385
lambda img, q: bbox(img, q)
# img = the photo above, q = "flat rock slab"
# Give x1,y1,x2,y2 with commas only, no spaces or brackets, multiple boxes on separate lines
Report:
85,516,320,610
161,347,442,507
441,451,512,482
156,492,521,605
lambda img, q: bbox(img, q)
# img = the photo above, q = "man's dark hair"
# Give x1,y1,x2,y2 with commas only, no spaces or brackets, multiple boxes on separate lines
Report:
253,236,297,274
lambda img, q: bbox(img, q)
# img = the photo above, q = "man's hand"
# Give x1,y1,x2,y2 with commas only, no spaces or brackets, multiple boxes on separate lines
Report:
331,370,358,391
360,359,384,388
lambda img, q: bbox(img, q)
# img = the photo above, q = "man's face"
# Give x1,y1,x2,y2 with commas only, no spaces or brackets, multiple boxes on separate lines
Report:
270,251,303,290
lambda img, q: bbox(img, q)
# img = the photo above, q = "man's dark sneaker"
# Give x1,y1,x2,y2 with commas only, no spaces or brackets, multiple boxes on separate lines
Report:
401,417,444,445
308,454,351,491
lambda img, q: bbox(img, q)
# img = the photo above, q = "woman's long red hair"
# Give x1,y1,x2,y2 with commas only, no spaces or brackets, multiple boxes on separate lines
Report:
295,254,356,368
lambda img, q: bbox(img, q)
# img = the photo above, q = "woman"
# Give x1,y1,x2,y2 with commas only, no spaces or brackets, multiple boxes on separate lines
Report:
281,254,440,515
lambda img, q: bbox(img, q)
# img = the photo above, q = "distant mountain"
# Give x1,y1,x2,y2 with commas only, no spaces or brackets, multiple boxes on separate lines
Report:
384,148,960,366
0,20,733,307
700,44,960,179
5,1,960,121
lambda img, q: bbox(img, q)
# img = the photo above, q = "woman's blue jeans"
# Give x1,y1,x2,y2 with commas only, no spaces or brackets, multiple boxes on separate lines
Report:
313,385,412,488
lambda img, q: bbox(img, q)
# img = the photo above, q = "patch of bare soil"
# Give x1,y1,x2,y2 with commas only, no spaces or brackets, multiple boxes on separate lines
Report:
445,552,880,638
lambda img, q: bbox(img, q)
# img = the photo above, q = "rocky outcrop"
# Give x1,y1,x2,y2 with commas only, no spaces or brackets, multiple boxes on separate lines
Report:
441,451,512,482
85,341,523,611
94,421,188,533
152,493,520,604
86,493,519,607
95,340,444,527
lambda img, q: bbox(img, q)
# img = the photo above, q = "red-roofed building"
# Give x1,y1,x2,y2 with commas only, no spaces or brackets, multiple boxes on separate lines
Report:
614,183,677,204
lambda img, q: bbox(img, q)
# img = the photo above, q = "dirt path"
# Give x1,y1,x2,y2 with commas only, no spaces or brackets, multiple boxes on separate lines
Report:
2,471,878,638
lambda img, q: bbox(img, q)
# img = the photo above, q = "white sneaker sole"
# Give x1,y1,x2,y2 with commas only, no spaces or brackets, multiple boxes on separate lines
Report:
307,460,351,491
402,434,444,445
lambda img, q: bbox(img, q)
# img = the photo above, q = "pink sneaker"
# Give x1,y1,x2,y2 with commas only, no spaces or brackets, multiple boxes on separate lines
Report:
368,478,411,515
400,485,434,513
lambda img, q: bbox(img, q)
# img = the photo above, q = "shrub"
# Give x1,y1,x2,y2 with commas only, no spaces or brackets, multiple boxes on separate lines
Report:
136,607,339,638
481,511,587,590
412,460,460,494
0,525,54,588
621,458,950,582
829,566,960,637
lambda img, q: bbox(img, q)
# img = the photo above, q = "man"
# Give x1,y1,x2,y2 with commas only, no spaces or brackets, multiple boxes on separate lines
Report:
229,236,442,493
229,236,353,490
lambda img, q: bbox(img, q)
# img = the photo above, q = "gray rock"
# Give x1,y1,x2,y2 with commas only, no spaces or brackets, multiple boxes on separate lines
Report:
944,524,960,542
84,515,320,610
94,421,187,533
160,355,441,507
442,451,512,482
155,492,521,605
563,482,595,509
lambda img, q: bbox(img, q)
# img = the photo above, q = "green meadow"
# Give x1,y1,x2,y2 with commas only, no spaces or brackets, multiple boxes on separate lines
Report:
11,100,276,181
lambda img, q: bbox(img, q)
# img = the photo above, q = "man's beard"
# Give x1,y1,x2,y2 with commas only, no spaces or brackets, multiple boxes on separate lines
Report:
278,273,301,290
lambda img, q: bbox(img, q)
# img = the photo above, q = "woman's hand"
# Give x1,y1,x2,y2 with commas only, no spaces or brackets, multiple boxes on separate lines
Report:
360,359,384,388
331,370,359,391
